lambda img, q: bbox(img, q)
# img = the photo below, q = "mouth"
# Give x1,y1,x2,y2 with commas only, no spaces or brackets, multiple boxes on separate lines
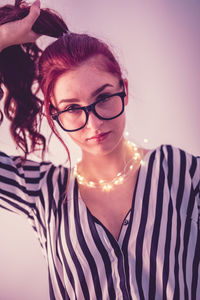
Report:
87,131,111,142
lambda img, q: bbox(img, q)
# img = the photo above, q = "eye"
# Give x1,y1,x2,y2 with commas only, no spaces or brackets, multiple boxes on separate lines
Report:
64,104,82,114
62,104,80,111
97,93,111,101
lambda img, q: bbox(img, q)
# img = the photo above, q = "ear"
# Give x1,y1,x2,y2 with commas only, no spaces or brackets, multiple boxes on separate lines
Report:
122,78,129,106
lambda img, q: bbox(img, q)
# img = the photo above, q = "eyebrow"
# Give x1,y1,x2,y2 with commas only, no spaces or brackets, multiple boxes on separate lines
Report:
58,83,114,106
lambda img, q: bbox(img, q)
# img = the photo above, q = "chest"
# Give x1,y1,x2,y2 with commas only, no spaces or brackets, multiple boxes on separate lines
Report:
79,174,137,240
47,189,199,300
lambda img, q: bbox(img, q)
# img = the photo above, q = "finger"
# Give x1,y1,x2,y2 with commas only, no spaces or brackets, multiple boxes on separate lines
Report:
31,0,41,10
27,30,41,42
28,30,41,42
19,2,28,8
24,0,40,26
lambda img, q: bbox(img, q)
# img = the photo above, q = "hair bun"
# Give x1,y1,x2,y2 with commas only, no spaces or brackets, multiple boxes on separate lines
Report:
32,8,69,38
0,4,69,38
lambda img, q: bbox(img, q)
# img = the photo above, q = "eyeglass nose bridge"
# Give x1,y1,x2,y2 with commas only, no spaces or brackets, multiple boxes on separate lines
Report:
83,101,103,120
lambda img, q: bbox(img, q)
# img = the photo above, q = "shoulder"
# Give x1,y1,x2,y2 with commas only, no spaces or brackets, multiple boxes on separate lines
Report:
142,144,199,190
140,145,199,224
0,150,69,184
141,144,199,165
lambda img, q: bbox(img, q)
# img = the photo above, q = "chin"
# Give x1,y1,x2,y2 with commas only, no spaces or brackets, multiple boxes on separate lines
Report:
83,133,124,157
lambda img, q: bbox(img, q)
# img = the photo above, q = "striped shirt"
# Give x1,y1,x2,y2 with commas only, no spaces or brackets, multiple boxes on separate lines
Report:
0,145,199,300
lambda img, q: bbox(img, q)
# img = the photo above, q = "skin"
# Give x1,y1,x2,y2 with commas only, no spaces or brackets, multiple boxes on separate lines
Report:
0,1,148,239
52,56,148,239
0,0,40,51
53,55,130,181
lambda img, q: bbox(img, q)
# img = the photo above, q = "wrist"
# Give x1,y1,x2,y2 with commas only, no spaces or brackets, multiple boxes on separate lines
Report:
0,45,5,52
0,27,9,52
0,44,8,53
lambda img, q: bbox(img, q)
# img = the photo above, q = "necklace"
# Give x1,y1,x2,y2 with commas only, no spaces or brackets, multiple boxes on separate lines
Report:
74,140,145,191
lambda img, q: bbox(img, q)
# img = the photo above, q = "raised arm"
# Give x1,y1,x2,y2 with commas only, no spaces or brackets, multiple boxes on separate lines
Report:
0,150,43,216
0,0,69,221
0,0,40,52
0,0,44,156
0,0,68,157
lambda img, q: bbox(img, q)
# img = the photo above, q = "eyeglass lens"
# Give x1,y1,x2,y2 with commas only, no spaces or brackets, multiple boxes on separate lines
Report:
58,94,123,131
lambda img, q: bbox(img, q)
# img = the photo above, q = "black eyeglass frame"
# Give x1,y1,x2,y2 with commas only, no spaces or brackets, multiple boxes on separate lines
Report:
50,87,126,132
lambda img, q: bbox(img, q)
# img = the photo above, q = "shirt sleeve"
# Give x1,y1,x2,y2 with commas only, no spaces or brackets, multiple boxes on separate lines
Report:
0,150,69,253
0,150,69,220
0,151,52,218
186,151,200,226
193,155,200,228
163,145,200,226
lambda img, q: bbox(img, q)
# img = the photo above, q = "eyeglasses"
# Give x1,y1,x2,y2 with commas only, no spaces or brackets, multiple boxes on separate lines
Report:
50,84,126,132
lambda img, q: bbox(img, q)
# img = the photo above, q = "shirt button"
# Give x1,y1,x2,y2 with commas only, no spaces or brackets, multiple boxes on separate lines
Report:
123,219,129,226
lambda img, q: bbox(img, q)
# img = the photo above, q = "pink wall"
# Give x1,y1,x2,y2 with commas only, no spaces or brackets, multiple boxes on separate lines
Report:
0,0,199,299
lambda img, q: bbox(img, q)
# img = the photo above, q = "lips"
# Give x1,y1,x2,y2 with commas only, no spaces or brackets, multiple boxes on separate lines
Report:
87,131,111,141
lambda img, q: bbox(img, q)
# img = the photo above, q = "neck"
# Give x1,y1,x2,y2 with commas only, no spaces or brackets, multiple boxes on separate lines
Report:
78,138,137,182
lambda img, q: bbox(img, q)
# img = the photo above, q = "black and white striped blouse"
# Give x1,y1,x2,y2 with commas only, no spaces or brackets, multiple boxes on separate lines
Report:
0,145,199,300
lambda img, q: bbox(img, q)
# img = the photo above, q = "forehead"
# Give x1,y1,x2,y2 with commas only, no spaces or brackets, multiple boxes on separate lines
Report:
53,56,119,101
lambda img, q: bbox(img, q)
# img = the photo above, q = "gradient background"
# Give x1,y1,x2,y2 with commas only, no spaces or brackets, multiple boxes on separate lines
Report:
0,0,200,299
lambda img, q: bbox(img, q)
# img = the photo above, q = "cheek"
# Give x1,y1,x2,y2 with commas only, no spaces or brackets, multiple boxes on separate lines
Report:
67,131,83,145
67,114,126,144
111,113,126,131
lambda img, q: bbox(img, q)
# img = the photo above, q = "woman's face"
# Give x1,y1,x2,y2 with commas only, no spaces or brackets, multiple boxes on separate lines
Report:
52,56,128,158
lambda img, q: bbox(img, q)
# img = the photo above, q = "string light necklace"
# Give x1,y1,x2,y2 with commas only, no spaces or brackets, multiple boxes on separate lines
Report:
74,140,145,191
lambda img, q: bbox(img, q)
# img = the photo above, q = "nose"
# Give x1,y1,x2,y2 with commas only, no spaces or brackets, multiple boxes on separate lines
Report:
86,111,103,130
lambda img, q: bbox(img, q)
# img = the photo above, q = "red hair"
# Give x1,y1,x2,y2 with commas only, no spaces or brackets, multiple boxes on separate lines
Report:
0,1,123,163
38,32,123,164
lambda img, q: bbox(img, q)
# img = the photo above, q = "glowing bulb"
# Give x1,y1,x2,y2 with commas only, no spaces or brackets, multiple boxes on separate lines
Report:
103,184,112,191
130,165,134,170
125,131,130,137
114,179,120,185
134,153,140,160
78,175,84,181
143,138,149,143
88,181,95,187
99,179,105,184
119,176,124,183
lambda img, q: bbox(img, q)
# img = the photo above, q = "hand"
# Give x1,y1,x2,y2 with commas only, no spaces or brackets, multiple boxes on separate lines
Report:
0,0,40,51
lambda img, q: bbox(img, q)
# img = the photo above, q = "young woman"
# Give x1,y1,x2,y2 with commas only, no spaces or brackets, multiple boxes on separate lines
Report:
0,1,199,299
